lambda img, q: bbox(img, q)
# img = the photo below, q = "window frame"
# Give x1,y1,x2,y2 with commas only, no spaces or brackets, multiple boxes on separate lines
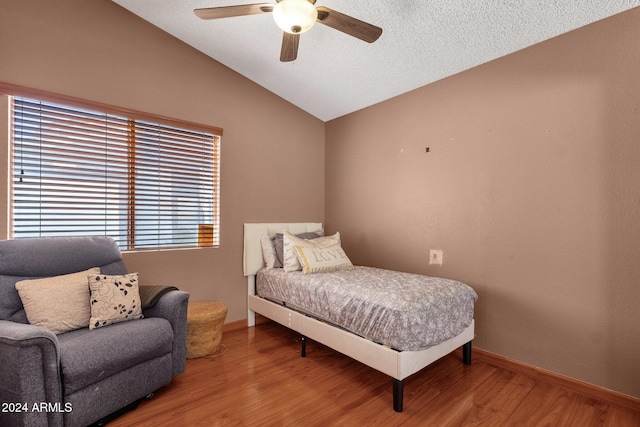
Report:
1,82,223,250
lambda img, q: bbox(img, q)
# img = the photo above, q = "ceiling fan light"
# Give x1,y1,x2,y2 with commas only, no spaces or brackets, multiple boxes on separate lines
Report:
273,0,318,34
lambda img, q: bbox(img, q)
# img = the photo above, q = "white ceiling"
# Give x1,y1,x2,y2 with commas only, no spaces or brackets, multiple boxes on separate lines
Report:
112,0,640,122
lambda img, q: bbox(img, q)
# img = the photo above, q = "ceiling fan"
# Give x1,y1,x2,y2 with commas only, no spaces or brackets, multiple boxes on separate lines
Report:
194,0,383,62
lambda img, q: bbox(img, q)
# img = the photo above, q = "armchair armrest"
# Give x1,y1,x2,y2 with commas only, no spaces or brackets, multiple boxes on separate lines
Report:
142,290,190,376
0,321,64,427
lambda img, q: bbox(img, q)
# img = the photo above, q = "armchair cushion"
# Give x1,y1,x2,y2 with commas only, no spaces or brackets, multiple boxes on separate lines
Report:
57,318,173,394
0,236,127,324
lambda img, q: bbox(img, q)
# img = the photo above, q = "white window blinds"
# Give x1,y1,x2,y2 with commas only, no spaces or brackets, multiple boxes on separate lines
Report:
11,96,221,250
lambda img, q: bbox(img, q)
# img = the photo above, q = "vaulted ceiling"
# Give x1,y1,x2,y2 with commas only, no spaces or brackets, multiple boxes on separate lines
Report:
112,1,640,121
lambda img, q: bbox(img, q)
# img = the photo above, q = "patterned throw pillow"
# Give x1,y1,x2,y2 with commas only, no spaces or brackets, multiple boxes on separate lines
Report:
15,267,101,334
88,273,144,330
274,230,323,267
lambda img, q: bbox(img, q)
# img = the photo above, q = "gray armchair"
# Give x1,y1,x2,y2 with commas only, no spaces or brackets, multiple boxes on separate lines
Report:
0,236,189,427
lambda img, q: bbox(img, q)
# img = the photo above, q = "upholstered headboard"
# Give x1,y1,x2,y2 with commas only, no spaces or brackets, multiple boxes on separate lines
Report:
243,223,323,277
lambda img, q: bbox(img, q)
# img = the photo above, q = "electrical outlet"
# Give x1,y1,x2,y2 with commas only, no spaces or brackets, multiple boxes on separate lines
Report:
429,249,443,265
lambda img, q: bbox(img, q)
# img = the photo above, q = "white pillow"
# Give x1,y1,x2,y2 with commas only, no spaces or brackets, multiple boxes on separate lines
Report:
260,235,278,269
295,244,353,274
89,273,144,330
15,267,101,334
282,231,341,272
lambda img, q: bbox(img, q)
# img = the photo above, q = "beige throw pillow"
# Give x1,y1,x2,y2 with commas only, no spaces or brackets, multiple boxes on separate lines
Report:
15,267,101,334
282,231,342,272
295,244,353,274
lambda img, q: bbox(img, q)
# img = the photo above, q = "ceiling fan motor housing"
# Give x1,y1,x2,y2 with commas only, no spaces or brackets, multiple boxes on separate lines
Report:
273,0,318,34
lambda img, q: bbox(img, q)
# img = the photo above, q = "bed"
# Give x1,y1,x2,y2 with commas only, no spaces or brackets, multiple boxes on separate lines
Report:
243,223,477,412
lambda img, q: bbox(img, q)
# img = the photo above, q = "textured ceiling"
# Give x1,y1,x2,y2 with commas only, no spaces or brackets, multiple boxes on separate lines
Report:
112,1,640,122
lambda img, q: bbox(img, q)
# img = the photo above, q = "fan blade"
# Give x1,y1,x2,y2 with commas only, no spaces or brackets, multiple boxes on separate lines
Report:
194,4,274,20
280,32,299,62
316,7,382,43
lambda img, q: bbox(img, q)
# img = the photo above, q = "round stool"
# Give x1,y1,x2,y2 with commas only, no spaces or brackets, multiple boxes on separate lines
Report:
186,301,228,358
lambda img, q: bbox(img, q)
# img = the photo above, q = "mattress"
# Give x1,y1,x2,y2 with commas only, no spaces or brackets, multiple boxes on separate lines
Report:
256,266,477,351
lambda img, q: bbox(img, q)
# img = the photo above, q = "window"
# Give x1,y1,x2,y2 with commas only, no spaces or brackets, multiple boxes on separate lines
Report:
8,91,222,250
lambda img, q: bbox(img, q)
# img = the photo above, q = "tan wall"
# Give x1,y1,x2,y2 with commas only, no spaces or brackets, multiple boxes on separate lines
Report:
2,0,638,400
0,0,325,322
325,9,640,397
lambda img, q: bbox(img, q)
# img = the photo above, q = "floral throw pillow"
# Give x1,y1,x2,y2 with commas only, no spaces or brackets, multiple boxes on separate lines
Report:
88,273,144,330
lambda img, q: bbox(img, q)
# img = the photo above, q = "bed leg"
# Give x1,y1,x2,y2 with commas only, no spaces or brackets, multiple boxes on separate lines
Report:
301,335,307,358
463,340,472,365
392,379,404,412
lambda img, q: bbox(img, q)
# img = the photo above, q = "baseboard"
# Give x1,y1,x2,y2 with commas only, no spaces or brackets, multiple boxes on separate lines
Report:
475,348,640,411
222,319,245,333
222,315,269,334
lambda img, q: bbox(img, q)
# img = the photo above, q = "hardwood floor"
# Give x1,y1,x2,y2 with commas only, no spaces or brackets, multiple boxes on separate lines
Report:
110,321,640,426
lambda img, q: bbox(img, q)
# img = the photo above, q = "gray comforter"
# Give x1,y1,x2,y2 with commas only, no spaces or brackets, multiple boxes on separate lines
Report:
256,266,477,351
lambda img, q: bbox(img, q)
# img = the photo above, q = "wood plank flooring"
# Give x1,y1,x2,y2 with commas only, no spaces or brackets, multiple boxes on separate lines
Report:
110,321,640,426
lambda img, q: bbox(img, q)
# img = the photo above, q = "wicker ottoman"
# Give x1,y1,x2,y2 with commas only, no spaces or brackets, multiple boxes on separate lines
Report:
186,301,228,359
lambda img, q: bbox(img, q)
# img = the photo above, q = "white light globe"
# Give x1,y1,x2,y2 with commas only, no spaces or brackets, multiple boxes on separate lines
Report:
273,0,318,34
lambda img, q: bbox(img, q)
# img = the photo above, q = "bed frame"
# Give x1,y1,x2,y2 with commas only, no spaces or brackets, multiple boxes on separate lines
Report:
243,223,474,412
